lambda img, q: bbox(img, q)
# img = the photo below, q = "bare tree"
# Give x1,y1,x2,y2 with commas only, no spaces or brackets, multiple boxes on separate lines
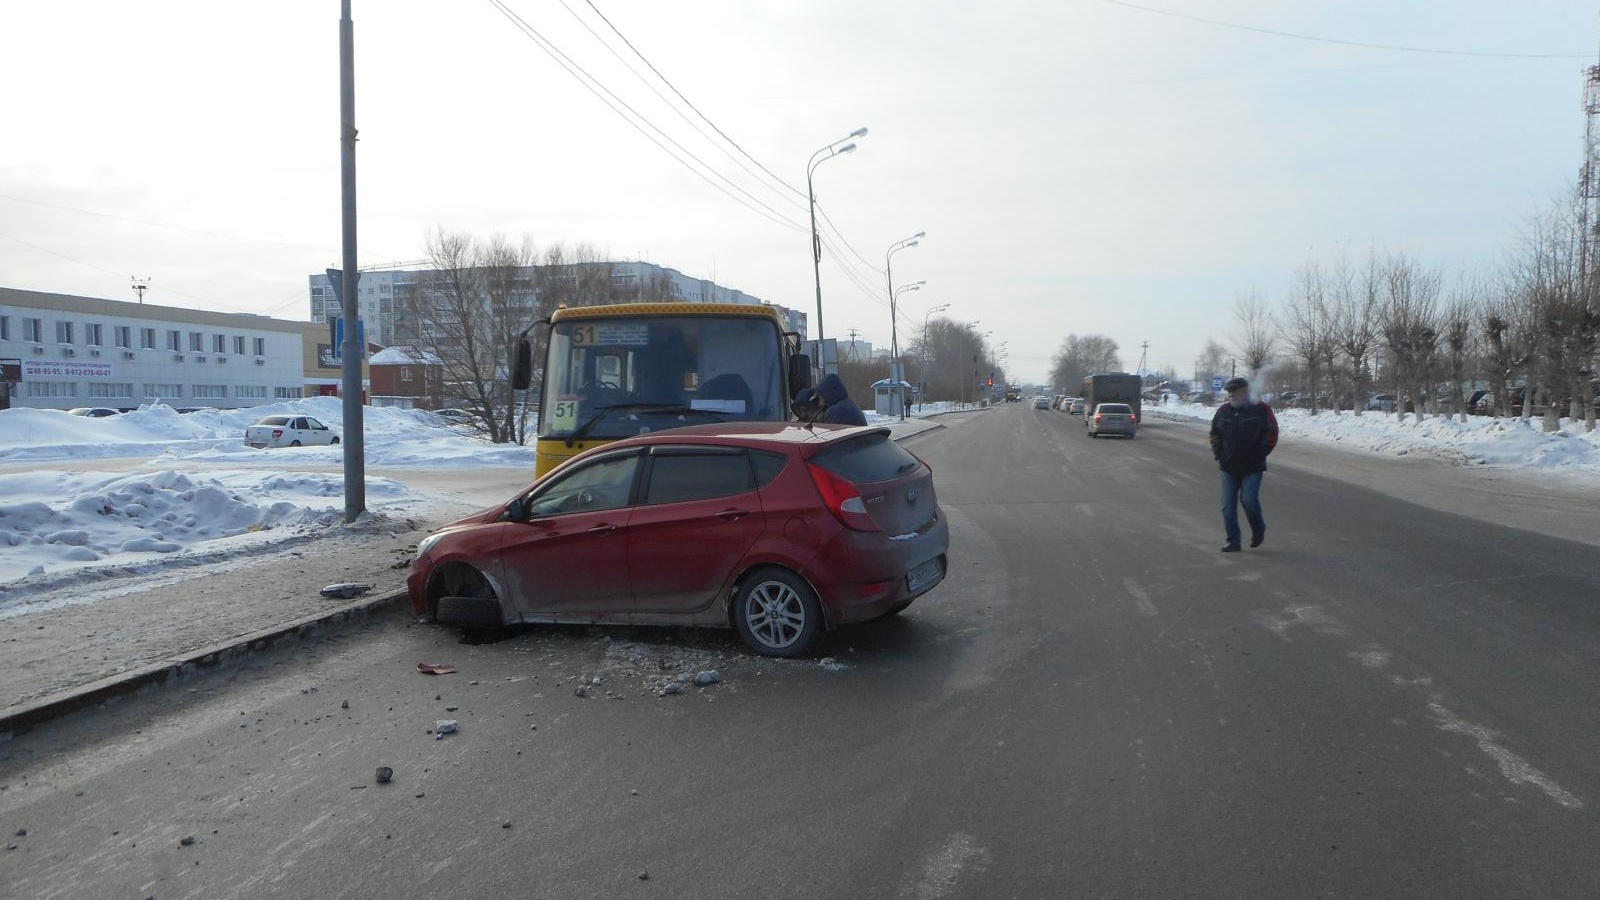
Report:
1327,249,1381,416
1439,277,1483,423
1232,290,1276,378
1196,339,1229,387
1050,334,1122,390
402,228,544,444
1377,251,1442,422
1506,199,1584,432
1283,259,1336,413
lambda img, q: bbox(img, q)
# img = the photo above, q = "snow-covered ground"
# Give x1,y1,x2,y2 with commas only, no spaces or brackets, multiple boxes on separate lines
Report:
3,395,1596,594
1154,398,1600,473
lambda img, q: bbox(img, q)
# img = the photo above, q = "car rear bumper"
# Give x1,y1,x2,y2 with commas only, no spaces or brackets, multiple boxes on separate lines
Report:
808,516,950,626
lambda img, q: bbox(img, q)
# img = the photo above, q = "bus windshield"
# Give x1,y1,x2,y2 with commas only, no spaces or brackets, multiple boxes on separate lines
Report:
538,314,786,440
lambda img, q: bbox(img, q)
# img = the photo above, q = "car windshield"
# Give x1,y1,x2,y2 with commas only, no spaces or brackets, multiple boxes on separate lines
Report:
538,315,785,440
1098,404,1132,414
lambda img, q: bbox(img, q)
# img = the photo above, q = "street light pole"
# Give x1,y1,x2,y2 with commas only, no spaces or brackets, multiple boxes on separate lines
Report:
891,281,924,418
918,302,949,410
807,127,867,347
886,231,925,419
962,321,981,407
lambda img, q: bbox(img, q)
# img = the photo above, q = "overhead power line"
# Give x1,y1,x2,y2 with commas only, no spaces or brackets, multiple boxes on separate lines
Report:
488,0,807,234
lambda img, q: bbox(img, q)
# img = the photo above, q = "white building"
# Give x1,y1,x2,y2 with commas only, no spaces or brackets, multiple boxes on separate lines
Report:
0,287,309,412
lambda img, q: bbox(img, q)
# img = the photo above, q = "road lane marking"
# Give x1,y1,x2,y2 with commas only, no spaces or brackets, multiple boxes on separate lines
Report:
901,831,991,899
1122,576,1157,616
1427,699,1585,810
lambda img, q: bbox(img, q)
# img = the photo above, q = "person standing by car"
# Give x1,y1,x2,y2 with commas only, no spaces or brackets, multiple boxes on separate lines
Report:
1209,376,1279,552
813,373,868,426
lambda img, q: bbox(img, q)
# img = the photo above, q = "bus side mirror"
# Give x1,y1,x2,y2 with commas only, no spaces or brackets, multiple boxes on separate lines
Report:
512,338,533,390
788,354,813,399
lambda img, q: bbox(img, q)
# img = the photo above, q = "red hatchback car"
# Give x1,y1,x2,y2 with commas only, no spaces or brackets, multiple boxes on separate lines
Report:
408,422,949,657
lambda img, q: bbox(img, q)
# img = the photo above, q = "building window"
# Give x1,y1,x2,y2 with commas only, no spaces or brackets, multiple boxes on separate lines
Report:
275,386,301,399
233,336,246,356
145,383,183,400
400,367,414,382
211,334,225,354
55,321,75,344
24,318,42,343
0,316,8,341
189,332,204,352
27,381,76,398
88,382,134,399
140,327,156,349
167,330,182,351
193,384,227,399
235,385,269,399
115,325,132,348
254,337,266,356
85,323,103,346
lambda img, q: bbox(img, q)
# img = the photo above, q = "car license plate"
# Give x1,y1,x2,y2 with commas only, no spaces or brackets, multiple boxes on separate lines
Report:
906,557,942,593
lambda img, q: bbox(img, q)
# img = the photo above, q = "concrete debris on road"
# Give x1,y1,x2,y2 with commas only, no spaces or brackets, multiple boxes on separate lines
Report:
433,719,459,738
694,670,721,686
417,662,456,675
376,766,394,783
319,582,372,599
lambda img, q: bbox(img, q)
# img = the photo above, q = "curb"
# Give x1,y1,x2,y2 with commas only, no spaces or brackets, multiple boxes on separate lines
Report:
0,589,407,738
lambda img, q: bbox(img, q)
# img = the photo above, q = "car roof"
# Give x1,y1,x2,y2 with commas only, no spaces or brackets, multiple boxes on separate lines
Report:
606,421,888,449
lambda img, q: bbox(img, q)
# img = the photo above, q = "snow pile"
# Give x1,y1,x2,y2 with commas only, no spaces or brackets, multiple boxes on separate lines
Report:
0,468,409,585
1155,399,1600,475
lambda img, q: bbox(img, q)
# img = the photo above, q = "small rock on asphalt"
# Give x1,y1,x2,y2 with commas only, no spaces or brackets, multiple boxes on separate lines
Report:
180,835,196,846
695,670,721,686
376,767,394,783
435,719,459,735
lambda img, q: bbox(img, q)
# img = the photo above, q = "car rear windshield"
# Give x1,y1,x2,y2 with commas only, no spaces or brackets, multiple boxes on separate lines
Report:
1098,404,1132,414
258,416,292,426
811,432,923,484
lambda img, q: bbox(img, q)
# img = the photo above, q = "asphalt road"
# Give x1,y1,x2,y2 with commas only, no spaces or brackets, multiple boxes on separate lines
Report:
2,406,1597,899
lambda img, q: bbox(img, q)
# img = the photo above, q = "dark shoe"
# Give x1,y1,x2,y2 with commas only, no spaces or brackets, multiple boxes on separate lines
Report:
1221,544,1242,553
1250,533,1264,548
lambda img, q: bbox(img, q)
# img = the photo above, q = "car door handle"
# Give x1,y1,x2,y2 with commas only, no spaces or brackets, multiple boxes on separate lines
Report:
587,523,617,534
715,509,751,521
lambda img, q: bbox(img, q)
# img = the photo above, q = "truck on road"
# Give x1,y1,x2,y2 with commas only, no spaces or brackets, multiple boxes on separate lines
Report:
1080,373,1143,424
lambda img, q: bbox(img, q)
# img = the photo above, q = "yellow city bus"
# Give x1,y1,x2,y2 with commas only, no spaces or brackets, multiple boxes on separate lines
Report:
519,303,811,477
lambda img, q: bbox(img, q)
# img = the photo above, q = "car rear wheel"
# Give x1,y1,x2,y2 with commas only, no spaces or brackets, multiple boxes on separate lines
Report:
733,568,823,658
290,440,302,447
331,436,340,445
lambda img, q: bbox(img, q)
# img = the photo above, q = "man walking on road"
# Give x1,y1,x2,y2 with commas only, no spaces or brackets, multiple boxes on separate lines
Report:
1209,376,1279,553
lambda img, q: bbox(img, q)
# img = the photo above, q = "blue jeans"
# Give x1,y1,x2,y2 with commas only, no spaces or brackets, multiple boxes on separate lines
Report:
1220,471,1265,546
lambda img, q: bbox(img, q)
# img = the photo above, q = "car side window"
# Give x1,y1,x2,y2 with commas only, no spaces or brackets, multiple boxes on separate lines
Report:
291,417,306,430
643,452,754,505
529,453,640,516
307,417,326,431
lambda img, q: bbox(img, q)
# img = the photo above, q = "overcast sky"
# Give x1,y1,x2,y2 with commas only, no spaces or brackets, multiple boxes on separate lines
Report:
2,1,1594,383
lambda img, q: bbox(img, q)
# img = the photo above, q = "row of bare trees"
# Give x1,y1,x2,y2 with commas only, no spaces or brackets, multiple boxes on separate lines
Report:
1233,198,1600,433
903,319,1004,404
1048,334,1123,391
396,228,650,443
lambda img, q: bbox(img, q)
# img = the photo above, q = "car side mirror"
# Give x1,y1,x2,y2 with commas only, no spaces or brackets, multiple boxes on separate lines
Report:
506,497,527,521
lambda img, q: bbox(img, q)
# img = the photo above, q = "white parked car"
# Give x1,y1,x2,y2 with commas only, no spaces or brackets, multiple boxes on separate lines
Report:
245,415,341,449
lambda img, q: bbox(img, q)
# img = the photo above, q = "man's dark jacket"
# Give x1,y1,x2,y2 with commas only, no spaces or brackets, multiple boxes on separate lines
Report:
1209,400,1279,475
815,373,867,426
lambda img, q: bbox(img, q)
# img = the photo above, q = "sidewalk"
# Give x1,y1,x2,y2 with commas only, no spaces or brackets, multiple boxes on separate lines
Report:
0,417,960,737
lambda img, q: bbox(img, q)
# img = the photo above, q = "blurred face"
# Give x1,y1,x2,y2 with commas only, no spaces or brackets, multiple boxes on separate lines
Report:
1227,386,1248,407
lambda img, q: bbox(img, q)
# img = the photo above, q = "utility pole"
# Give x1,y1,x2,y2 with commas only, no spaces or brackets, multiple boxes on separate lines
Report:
130,277,149,304
1136,341,1149,379
1579,51,1600,294
338,0,365,522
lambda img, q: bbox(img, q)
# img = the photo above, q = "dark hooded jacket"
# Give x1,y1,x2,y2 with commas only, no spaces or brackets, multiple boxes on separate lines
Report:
1209,399,1279,475
814,374,867,426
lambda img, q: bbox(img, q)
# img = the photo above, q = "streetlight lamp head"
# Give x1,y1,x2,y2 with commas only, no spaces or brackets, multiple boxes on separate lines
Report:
912,231,926,240
849,127,868,138
837,143,857,155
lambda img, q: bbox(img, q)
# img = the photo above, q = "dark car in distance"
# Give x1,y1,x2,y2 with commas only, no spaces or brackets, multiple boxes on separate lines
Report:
409,422,950,657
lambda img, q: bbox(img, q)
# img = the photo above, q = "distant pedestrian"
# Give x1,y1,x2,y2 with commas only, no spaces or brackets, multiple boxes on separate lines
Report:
1209,376,1279,552
791,387,822,422
813,373,867,426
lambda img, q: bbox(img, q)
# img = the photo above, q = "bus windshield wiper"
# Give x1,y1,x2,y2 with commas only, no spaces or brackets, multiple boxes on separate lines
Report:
567,403,726,446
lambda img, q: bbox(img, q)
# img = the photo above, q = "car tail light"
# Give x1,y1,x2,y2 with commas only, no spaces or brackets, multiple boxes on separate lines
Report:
1094,414,1103,422
1131,413,1138,422
806,462,881,532
272,429,284,439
